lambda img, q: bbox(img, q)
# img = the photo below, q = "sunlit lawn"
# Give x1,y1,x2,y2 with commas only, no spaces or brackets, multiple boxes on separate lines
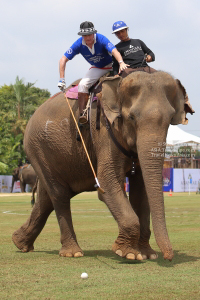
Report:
0,192,200,300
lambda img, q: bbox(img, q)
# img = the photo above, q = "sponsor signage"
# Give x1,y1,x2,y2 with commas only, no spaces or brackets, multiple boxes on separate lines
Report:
173,169,200,192
0,176,21,193
162,168,173,192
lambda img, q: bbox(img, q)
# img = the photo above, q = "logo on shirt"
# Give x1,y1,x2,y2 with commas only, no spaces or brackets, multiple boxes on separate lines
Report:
89,56,104,63
124,46,142,56
107,43,113,49
67,48,73,54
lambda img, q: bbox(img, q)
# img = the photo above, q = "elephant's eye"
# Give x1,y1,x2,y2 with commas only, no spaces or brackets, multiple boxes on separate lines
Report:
129,114,134,120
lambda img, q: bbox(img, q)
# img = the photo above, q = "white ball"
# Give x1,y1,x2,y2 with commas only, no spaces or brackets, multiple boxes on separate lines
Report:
81,272,88,279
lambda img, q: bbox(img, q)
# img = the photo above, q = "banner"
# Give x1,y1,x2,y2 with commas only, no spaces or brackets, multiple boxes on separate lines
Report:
162,168,173,192
0,176,12,193
173,169,200,192
0,175,21,193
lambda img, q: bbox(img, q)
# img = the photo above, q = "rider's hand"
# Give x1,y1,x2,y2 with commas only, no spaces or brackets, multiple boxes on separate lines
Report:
58,79,66,91
146,55,152,62
118,61,130,74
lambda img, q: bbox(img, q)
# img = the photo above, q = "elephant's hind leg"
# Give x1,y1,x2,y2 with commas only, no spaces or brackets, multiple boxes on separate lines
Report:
50,184,83,258
12,181,54,252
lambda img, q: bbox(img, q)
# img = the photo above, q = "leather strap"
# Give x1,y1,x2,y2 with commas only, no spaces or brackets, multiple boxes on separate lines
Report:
96,98,101,130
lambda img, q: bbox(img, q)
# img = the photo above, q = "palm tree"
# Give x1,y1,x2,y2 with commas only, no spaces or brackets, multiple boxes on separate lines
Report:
12,76,36,120
12,76,36,160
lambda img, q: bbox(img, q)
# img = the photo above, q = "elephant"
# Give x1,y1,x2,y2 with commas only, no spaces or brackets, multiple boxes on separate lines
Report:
11,166,21,193
12,71,194,261
11,164,37,193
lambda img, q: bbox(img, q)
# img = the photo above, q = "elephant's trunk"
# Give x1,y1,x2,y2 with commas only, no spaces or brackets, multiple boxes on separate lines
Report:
136,130,174,261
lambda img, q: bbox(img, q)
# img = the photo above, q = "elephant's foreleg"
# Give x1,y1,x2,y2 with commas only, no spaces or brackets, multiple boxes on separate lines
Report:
97,165,142,260
12,181,54,252
11,178,15,193
20,182,26,193
128,167,158,259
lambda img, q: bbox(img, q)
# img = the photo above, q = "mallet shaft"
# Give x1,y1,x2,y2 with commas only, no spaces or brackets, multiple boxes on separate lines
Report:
64,93,105,194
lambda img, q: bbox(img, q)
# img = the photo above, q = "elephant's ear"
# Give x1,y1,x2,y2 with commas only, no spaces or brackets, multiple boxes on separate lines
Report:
100,76,122,124
171,79,195,125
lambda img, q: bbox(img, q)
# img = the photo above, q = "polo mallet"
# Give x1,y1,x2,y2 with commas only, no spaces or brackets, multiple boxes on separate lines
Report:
140,53,148,68
63,90,105,194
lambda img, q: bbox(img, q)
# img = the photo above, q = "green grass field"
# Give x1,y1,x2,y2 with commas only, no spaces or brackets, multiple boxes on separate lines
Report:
0,192,200,300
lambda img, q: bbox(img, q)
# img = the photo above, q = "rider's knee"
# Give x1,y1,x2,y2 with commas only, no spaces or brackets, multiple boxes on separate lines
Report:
78,79,90,93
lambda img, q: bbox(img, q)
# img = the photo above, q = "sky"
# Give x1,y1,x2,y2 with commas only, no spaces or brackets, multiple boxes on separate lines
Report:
1,0,200,136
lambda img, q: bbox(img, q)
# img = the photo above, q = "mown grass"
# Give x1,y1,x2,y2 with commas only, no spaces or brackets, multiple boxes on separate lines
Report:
0,192,200,300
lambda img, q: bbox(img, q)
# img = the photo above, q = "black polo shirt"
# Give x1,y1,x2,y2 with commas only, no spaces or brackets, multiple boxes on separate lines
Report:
112,38,155,75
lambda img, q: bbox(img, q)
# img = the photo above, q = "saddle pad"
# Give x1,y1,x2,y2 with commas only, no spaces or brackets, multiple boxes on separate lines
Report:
66,85,98,102
66,85,78,99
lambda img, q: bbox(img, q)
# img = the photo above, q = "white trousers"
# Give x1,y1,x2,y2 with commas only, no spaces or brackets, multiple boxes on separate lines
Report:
78,63,112,93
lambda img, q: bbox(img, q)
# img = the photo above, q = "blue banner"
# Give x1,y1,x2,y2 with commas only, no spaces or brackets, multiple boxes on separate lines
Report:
162,168,173,192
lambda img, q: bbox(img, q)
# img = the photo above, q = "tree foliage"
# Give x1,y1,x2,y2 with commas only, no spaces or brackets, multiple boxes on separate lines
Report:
0,77,50,174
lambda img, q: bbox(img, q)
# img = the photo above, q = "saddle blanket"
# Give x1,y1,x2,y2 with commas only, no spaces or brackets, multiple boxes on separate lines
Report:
66,85,97,101
66,85,79,99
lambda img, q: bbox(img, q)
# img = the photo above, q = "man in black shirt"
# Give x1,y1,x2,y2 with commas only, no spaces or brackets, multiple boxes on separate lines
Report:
112,21,156,76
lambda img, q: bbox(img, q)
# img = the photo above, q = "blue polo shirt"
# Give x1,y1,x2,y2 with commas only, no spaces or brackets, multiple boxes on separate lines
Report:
64,33,116,68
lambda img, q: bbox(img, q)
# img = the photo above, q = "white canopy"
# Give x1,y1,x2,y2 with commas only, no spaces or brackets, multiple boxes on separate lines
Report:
166,125,200,145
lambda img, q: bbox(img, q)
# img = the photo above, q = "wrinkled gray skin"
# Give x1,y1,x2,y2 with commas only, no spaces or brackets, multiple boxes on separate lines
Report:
11,165,37,193
12,72,193,261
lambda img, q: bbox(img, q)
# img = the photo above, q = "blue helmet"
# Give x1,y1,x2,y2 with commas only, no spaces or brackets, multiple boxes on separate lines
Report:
112,21,129,34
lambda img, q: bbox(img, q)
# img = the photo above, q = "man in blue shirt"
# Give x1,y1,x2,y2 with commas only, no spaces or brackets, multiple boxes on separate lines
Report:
58,21,128,124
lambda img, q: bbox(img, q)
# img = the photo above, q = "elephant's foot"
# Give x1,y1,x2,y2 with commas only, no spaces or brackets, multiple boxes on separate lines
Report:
112,241,143,260
12,230,34,253
59,245,84,258
138,244,158,260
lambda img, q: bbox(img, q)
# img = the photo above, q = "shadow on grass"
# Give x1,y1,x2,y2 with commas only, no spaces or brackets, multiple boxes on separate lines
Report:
27,249,143,266
84,250,145,265
15,249,59,255
17,249,200,267
155,250,200,267
89,249,200,267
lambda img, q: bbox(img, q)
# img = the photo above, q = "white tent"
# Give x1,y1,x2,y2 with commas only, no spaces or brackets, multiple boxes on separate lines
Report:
166,125,200,145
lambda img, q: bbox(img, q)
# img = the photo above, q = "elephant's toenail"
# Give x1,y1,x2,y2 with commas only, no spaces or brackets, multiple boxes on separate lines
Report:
116,250,123,257
74,252,84,257
65,253,73,257
126,253,135,260
136,254,143,260
149,254,158,260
